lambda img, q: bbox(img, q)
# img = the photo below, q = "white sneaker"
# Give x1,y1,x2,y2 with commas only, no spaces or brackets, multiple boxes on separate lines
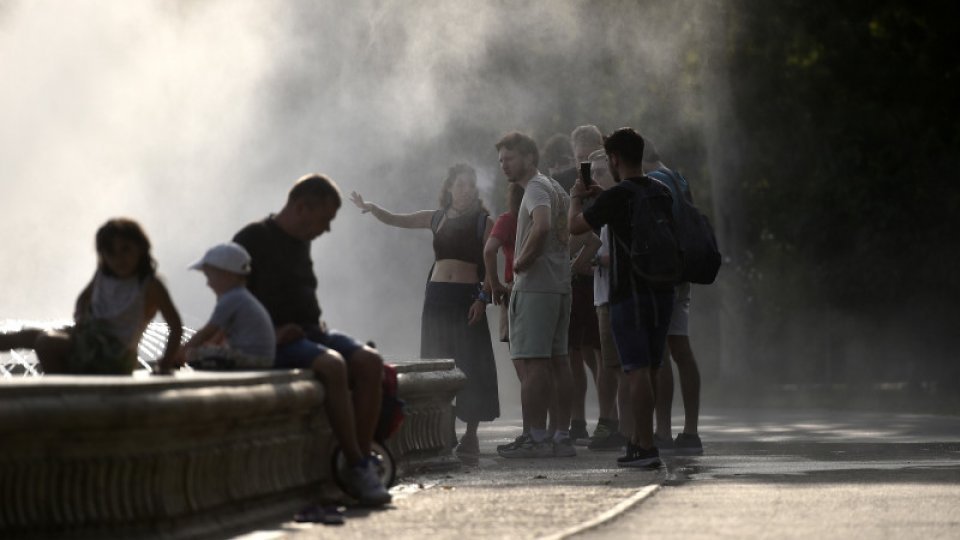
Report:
344,458,392,506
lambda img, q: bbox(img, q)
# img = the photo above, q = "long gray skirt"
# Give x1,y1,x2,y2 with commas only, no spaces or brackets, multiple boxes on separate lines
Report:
421,281,500,423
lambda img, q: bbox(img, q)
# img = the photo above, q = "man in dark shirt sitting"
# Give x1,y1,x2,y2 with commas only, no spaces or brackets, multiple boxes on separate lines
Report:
233,173,391,506
568,128,675,469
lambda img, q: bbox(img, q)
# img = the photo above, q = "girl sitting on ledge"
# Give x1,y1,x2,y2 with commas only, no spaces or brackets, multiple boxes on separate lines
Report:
0,218,182,374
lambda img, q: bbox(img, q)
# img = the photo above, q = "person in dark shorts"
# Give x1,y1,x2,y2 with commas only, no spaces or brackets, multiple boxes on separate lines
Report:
641,138,704,456
233,174,391,506
569,128,675,468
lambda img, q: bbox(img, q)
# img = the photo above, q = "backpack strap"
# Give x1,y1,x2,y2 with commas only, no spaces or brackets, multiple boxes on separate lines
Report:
649,168,693,204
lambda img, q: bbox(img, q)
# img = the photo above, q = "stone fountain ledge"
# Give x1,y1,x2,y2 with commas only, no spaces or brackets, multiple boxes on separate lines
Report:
0,359,464,539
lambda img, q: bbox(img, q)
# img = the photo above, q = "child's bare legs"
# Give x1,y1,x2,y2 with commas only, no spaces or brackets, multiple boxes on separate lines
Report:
0,329,71,374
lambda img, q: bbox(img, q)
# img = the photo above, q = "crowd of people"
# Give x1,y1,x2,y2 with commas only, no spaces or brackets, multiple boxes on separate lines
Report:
0,124,706,506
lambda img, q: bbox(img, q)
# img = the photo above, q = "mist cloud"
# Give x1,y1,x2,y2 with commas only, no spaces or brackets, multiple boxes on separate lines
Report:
0,0,717,361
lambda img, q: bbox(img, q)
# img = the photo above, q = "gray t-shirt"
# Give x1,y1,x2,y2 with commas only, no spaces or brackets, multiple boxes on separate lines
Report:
208,286,276,359
513,173,572,294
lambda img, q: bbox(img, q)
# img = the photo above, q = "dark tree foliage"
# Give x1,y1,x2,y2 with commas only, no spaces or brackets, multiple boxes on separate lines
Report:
730,1,960,312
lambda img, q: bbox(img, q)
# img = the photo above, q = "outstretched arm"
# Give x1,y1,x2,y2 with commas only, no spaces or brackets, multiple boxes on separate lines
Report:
350,191,434,229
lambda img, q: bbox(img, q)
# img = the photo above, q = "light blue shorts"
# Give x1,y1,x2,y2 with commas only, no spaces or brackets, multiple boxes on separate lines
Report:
508,290,571,359
667,282,691,336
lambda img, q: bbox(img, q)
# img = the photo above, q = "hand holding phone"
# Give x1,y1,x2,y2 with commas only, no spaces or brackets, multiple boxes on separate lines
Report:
579,161,593,186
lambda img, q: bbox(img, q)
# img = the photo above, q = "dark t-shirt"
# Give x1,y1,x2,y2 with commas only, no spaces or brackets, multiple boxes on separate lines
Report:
233,216,322,330
582,177,674,303
552,167,578,193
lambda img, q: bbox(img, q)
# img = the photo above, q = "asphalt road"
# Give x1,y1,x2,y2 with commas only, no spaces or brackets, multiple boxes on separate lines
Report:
240,408,960,540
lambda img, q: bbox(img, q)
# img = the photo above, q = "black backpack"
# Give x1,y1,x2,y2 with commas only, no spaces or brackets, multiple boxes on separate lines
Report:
616,178,683,288
647,169,721,284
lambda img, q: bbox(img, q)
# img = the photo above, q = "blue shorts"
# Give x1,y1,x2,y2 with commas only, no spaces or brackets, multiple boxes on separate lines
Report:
274,330,364,369
610,290,674,372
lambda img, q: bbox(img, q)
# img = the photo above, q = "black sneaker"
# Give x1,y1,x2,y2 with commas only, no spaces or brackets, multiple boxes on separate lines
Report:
654,433,676,456
589,430,628,451
617,443,662,468
674,433,703,456
569,420,590,442
497,433,530,452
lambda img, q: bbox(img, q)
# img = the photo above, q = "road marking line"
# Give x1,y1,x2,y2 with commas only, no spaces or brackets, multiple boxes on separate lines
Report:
538,484,661,540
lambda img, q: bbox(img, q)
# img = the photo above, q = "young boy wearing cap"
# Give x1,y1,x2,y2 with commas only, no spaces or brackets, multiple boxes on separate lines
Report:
174,242,276,370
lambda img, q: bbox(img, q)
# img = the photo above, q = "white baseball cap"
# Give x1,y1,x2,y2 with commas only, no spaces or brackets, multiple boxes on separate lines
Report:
189,242,252,275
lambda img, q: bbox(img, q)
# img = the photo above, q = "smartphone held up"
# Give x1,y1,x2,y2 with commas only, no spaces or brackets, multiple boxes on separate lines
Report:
579,161,593,186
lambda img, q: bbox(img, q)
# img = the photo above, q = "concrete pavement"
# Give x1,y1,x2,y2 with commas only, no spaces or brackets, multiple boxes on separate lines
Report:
239,408,960,539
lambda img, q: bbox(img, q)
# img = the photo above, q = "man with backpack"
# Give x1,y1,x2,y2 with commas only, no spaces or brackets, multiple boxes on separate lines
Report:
568,128,675,468
642,139,705,456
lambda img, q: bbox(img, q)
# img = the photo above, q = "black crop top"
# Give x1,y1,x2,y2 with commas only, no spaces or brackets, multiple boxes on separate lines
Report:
432,210,486,265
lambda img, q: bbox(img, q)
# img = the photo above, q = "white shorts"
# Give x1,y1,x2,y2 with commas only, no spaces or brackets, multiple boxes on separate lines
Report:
667,282,691,336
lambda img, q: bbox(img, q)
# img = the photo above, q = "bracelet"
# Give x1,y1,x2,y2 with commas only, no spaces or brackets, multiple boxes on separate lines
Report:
476,289,492,304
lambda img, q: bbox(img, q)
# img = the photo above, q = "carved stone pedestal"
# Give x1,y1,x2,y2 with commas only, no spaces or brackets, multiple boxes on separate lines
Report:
0,359,463,539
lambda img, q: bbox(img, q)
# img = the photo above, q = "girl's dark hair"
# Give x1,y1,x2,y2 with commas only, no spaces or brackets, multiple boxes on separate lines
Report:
95,218,157,281
506,183,524,216
438,164,489,214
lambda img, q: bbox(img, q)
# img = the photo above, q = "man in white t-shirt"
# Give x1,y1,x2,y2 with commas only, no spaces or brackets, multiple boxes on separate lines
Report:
495,131,576,459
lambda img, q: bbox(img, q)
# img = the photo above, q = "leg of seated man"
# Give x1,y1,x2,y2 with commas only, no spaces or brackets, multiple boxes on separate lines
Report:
310,350,363,464
275,338,363,464
345,345,384,456
277,336,390,506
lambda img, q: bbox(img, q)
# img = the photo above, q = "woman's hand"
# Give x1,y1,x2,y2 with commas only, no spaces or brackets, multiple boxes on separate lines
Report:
349,191,373,213
491,281,510,305
467,300,486,326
